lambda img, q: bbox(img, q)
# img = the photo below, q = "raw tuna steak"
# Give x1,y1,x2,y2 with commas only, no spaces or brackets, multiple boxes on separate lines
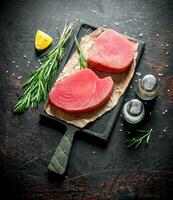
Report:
87,30,135,73
49,69,114,113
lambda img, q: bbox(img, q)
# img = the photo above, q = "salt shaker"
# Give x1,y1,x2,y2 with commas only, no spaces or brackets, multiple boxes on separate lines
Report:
136,74,159,101
122,99,145,128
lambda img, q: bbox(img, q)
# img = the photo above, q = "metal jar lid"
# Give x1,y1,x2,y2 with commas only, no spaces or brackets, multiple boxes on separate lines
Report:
141,74,157,92
123,99,145,124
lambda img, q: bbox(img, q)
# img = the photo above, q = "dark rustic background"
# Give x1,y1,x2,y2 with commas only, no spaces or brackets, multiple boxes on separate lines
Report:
0,0,173,199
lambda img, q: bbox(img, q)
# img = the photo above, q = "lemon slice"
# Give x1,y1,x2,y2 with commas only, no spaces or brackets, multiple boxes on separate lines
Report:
35,30,53,50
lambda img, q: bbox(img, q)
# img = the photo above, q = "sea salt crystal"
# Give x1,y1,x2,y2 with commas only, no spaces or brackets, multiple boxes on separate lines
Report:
160,44,163,47
163,129,166,133
28,61,30,64
167,89,170,92
139,33,143,37
91,10,97,14
65,6,68,9
102,24,107,27
12,61,15,64
156,34,159,37
16,65,19,68
162,112,165,115
166,51,169,55
144,22,147,25
56,27,58,30
114,22,119,26
93,151,95,154
136,72,141,76
166,64,168,68
24,55,27,58
18,76,22,80
134,18,136,21
120,129,122,132
166,44,169,47
6,70,8,73
129,19,132,22
121,123,123,126
165,110,168,113
156,21,159,24
138,27,141,30
130,85,133,89
12,73,15,76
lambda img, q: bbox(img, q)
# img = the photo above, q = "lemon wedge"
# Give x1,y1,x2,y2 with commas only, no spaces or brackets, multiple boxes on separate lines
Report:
35,30,53,50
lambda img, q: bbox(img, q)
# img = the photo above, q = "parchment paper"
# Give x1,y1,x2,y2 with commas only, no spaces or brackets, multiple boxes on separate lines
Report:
44,28,139,128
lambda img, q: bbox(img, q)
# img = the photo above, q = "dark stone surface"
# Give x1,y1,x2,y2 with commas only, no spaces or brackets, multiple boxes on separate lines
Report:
0,0,173,199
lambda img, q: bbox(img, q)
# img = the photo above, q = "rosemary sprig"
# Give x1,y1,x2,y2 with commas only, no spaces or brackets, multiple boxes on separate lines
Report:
12,22,74,113
75,37,87,69
126,128,153,149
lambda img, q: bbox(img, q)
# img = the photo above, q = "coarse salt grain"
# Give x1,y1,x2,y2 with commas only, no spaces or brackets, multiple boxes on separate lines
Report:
18,76,22,80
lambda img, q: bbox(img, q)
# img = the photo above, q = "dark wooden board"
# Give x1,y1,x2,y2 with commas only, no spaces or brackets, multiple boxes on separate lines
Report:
40,23,145,142
1,0,173,199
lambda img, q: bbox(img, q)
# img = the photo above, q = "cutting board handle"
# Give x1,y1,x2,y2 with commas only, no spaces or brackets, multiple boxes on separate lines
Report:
48,126,76,175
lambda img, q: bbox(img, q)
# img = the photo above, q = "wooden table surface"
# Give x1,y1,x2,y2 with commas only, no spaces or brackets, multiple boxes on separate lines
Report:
0,0,173,199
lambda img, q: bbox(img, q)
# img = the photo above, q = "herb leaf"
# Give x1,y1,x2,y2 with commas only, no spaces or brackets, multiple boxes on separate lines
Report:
127,128,153,149
75,37,87,69
12,22,74,113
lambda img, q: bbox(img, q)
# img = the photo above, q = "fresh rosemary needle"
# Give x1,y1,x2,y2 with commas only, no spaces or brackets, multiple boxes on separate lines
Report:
12,22,74,113
126,128,153,149
75,37,87,69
